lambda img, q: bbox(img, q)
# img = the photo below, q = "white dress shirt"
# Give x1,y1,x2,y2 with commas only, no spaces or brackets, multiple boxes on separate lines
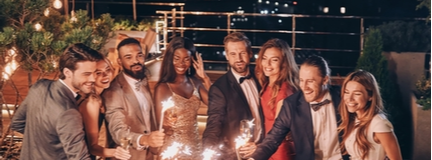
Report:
123,73,152,148
231,70,262,142
310,91,342,160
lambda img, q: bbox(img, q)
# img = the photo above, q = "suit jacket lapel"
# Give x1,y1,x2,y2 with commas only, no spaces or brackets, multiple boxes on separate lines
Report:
143,82,157,131
117,73,146,125
299,94,315,151
227,70,251,112
251,74,265,141
55,80,78,106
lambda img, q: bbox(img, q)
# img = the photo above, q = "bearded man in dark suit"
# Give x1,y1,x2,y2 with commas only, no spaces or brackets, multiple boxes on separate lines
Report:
202,32,264,160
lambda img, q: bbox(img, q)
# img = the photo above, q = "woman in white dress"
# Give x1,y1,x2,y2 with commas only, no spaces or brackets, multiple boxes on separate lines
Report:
338,70,402,160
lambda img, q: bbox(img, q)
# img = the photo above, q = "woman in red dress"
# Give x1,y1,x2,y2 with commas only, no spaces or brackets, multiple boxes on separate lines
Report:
255,38,299,160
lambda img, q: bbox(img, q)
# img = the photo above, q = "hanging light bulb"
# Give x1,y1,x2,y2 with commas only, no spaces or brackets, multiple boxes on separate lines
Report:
323,7,329,13
53,0,62,9
340,7,346,14
70,11,77,22
44,8,50,17
9,47,16,57
3,47,19,80
34,23,42,31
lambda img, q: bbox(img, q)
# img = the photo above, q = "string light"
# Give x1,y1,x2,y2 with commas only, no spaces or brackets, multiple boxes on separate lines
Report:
70,11,78,22
44,8,50,17
3,48,19,80
323,7,329,13
34,23,42,31
340,7,346,14
53,0,62,9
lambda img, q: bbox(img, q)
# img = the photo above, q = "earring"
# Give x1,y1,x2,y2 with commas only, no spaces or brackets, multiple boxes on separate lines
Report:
188,68,191,75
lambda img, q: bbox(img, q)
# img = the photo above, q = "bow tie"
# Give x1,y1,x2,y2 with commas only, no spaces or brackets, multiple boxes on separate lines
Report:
310,99,331,111
75,92,81,101
135,81,142,91
239,74,253,84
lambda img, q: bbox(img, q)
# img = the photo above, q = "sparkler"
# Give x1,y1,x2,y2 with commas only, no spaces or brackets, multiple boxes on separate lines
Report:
202,148,219,160
247,119,255,129
160,142,192,160
182,146,192,155
160,142,182,159
235,136,248,160
159,97,175,130
236,118,255,160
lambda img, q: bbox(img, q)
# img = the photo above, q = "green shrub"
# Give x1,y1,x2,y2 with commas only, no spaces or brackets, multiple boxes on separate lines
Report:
376,21,431,52
415,76,431,110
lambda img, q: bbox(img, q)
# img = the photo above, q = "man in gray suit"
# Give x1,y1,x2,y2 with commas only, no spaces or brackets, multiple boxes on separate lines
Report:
11,43,104,160
102,38,165,160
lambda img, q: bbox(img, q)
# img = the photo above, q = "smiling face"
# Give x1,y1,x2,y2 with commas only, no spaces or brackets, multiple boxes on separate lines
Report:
343,81,371,116
299,65,329,102
173,48,192,75
67,61,97,94
225,41,251,76
94,60,114,89
261,47,283,80
117,44,146,80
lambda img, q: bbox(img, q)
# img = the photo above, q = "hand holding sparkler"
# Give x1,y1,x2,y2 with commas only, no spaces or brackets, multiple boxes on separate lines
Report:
160,97,175,131
236,119,255,160
238,142,257,159
139,131,165,148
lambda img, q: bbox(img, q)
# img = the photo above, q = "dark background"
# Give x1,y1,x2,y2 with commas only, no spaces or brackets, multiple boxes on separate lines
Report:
71,0,429,76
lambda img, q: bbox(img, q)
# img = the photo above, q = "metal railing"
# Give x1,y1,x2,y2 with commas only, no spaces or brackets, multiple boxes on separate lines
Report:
154,10,428,75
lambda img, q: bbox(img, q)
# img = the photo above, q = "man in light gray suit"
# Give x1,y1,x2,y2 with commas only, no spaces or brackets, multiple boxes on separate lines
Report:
102,38,165,160
11,43,104,160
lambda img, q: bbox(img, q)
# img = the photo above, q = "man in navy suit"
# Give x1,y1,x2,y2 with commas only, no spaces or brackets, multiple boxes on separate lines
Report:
202,32,264,160
248,55,349,160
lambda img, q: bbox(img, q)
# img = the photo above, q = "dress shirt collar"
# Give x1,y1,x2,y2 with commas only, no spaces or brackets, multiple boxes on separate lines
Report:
310,90,332,104
231,68,251,84
59,79,77,98
123,72,142,91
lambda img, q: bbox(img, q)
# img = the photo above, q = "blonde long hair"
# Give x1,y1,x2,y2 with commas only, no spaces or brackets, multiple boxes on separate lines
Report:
255,38,299,107
338,70,385,159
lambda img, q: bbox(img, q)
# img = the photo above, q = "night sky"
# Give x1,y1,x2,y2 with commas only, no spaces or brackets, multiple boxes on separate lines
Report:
75,0,429,75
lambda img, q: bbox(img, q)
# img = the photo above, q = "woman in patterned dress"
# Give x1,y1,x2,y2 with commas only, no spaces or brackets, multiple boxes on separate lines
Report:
154,37,211,160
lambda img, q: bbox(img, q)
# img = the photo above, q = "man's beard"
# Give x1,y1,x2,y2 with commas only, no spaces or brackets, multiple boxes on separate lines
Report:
231,62,249,74
123,64,147,80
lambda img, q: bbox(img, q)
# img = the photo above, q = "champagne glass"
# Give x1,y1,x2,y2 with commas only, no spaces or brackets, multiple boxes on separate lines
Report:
120,126,132,150
239,119,254,159
240,119,253,142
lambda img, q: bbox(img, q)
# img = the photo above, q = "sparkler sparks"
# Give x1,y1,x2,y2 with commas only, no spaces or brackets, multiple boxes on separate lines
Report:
159,97,175,130
202,148,219,160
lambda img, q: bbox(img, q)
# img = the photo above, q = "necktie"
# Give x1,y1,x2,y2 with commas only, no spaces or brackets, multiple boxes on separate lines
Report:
75,92,81,101
310,99,331,111
239,74,253,84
